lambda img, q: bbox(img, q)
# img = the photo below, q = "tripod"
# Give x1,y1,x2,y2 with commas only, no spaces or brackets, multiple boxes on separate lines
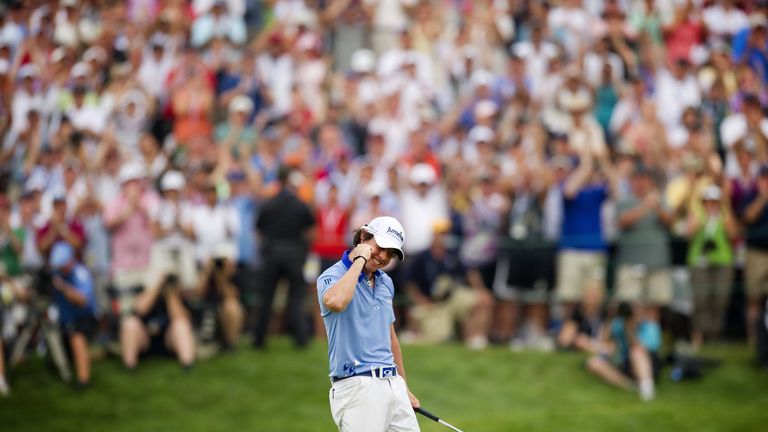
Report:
9,293,72,382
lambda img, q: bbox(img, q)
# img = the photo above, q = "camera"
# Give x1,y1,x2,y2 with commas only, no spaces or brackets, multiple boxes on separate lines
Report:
213,257,226,270
701,239,718,255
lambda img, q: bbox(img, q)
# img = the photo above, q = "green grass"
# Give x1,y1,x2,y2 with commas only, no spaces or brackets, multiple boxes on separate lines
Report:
1,339,767,431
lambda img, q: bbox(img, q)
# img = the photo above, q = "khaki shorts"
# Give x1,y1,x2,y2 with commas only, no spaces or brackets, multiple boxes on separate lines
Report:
613,265,672,306
145,243,198,291
112,268,148,315
410,288,479,343
745,248,768,300
555,250,606,302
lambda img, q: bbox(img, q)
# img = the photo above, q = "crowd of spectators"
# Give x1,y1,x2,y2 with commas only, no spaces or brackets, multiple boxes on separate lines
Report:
0,0,767,400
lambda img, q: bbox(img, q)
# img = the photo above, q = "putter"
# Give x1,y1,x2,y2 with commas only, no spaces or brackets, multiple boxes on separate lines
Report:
415,407,465,432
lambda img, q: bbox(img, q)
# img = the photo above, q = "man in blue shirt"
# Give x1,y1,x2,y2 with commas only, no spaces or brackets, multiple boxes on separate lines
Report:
555,147,617,313
317,216,421,432
50,241,97,388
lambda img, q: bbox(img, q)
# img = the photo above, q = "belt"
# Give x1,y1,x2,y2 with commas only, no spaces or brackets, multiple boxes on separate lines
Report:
332,366,397,383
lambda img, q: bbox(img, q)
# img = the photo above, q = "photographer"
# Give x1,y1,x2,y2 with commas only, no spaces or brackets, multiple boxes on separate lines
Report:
195,246,244,350
586,302,661,401
49,241,97,388
687,185,737,349
119,273,196,371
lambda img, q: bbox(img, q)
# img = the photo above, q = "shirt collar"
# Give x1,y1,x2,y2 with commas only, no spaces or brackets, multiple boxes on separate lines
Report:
341,250,383,283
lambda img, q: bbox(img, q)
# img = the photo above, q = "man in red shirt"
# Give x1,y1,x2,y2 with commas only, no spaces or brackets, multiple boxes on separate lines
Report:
37,195,85,261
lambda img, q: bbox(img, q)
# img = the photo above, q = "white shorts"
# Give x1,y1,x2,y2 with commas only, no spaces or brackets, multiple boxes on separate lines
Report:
329,375,420,432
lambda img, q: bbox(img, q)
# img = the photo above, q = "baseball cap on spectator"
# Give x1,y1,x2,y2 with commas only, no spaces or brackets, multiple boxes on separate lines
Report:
227,170,247,182
701,185,722,202
118,163,145,183
365,181,387,198
474,99,498,119
470,69,494,90
350,49,376,74
71,62,91,79
362,216,406,260
550,155,575,171
749,13,767,28
559,88,592,112
83,46,107,64
368,118,387,137
50,47,68,64
18,64,38,80
468,125,494,144
50,241,75,270
409,163,437,185
161,170,185,191
228,95,254,115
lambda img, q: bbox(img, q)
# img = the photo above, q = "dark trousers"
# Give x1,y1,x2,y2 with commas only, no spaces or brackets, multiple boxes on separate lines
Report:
253,244,309,347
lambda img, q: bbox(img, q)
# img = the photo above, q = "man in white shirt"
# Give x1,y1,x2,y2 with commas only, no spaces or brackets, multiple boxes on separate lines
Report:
654,59,702,132
187,182,240,264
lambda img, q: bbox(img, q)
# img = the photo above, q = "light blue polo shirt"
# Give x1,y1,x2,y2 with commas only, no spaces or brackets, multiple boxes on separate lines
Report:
317,251,396,378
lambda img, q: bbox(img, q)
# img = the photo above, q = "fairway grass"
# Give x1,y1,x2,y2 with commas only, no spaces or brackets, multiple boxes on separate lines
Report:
1,339,767,431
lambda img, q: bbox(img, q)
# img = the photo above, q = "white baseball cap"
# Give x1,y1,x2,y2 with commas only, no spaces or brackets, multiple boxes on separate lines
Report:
161,170,185,191
362,216,405,260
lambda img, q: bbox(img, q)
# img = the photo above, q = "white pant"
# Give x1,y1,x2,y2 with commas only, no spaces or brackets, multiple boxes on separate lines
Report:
329,375,420,432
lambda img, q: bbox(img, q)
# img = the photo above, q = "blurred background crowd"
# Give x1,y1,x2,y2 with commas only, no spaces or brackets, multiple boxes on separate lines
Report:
0,0,767,400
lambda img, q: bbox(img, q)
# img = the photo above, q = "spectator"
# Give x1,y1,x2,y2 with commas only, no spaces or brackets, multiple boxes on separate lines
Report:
253,166,315,349
404,219,492,349
103,163,157,313
687,185,737,349
147,170,197,292
555,147,617,312
586,302,660,401
739,164,768,346
613,165,673,324
36,195,85,260
49,241,97,388
400,163,448,259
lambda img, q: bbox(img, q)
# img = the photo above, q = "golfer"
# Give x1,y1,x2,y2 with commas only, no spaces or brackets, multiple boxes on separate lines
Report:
317,216,421,432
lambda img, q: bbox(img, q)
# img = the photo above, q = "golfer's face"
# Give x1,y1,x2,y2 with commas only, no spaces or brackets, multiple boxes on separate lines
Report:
362,237,395,270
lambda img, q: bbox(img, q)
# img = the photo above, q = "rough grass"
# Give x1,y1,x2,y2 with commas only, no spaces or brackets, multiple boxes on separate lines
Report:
1,339,767,431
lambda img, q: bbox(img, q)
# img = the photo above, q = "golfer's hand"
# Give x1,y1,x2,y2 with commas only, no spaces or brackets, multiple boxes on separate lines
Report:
350,243,373,262
408,391,420,408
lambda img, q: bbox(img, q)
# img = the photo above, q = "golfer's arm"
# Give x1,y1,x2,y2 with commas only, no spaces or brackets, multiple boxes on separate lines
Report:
322,259,365,312
391,325,408,383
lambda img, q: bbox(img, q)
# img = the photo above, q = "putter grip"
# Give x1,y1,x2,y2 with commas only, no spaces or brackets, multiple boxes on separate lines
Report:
415,407,439,422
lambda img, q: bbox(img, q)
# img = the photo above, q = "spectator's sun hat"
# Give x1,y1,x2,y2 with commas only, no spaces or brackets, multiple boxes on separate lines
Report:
18,64,38,80
468,125,495,144
161,170,185,191
350,49,376,74
228,95,254,114
362,216,406,260
50,241,75,270
474,99,498,119
118,163,145,184
409,163,437,185
70,62,91,79
702,185,722,202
